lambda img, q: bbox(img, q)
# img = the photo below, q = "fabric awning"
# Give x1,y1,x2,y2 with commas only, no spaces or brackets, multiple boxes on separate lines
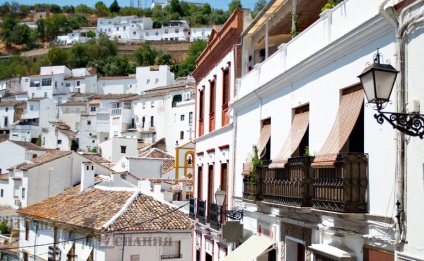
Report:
223,235,275,261
312,87,364,167
309,244,355,260
269,109,309,168
257,124,271,158
241,162,252,175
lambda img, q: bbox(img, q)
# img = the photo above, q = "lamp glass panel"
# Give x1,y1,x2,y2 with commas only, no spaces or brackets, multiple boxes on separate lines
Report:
215,190,226,207
375,70,396,101
360,71,376,103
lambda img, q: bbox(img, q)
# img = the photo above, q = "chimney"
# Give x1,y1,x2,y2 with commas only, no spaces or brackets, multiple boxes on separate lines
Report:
80,162,95,192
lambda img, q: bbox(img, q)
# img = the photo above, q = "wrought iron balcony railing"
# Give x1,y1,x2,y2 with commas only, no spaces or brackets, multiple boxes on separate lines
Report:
210,203,220,231
198,200,207,225
312,153,368,213
189,198,196,220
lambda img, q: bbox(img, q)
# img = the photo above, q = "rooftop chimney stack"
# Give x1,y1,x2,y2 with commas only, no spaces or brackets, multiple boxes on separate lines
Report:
81,162,95,192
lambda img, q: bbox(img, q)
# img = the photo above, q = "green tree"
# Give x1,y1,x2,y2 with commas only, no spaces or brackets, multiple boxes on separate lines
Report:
75,4,93,14
228,0,242,14
87,30,96,38
49,4,62,13
201,3,212,15
0,13,18,48
170,0,183,17
11,23,30,45
36,18,45,41
254,0,267,12
172,39,207,77
48,48,70,66
95,1,110,17
62,5,75,13
133,42,157,66
109,0,121,13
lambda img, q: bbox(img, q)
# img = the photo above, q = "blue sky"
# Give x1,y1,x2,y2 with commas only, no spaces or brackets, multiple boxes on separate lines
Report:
1,0,258,11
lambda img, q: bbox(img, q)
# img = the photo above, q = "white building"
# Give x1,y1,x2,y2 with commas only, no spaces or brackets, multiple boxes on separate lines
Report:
55,28,97,45
41,121,76,151
0,101,25,137
190,8,251,260
182,0,424,260
145,20,190,42
0,140,47,175
120,83,195,153
98,136,139,163
3,150,110,209
17,167,192,261
189,27,212,42
97,75,138,94
97,16,153,41
58,101,87,131
136,65,176,93
21,66,97,100
9,98,57,143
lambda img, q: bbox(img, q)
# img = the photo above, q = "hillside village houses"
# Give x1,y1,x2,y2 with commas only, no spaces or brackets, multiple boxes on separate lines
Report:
187,1,424,261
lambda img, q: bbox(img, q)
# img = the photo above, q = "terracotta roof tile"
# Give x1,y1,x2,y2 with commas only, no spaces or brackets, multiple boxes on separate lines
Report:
80,153,110,164
162,159,175,173
93,94,137,100
18,185,192,232
0,173,8,180
8,150,72,171
138,148,173,159
120,91,170,102
59,128,76,138
0,101,25,107
59,101,87,106
8,140,48,151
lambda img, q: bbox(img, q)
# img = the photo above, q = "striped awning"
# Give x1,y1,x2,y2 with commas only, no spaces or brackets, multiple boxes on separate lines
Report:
269,108,309,168
312,86,364,167
257,124,271,158
223,235,275,261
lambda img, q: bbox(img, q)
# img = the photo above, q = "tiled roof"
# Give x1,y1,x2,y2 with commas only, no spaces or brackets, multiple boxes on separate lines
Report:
120,91,171,102
0,173,8,180
59,101,87,106
59,128,76,138
138,148,173,159
93,94,138,100
98,75,136,80
9,140,48,151
0,101,25,107
145,83,195,92
28,98,46,101
71,92,95,97
88,99,100,105
80,153,110,164
162,159,175,173
18,185,192,232
8,150,72,171
18,186,134,231
0,241,19,253
107,193,192,231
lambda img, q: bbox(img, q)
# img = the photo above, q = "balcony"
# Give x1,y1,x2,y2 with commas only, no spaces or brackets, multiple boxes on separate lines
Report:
262,157,314,207
111,108,122,115
198,200,207,225
209,203,220,231
242,153,368,213
189,198,196,220
97,108,111,114
312,153,368,213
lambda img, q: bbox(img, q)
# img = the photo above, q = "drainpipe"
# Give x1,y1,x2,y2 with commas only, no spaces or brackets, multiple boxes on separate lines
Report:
33,220,38,261
121,233,126,261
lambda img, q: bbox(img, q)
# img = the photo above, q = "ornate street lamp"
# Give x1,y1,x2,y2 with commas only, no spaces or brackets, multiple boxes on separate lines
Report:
358,49,424,138
215,187,243,220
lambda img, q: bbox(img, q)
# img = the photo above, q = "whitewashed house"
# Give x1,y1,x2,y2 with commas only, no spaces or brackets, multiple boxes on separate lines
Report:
189,8,251,260
21,66,96,100
97,16,153,41
58,101,87,131
9,98,57,143
41,121,76,151
98,136,138,163
55,28,96,45
136,65,176,93
0,140,47,175
4,150,111,209
145,20,190,42
17,167,192,261
189,27,212,42
97,75,137,94
0,101,25,137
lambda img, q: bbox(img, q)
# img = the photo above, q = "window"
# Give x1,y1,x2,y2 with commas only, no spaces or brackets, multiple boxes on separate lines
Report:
189,112,193,126
44,92,47,98
57,140,62,145
142,116,145,128
30,80,40,87
175,29,179,33
87,120,91,125
161,241,181,259
209,79,216,132
147,79,150,84
5,107,8,112
22,187,25,199
42,137,45,145
32,93,35,98
41,78,52,86
4,116,8,127
199,89,205,136
25,221,29,241
146,32,149,36
151,101,154,108
91,107,96,112
0,189,3,197
66,83,71,87
165,29,169,34
133,31,136,35
121,146,127,153
180,114,185,121
155,31,158,35
77,81,80,86
222,66,231,126
180,131,184,140
150,116,154,127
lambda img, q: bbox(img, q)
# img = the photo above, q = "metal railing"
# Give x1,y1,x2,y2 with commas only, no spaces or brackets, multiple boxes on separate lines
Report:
197,200,207,225
189,198,196,220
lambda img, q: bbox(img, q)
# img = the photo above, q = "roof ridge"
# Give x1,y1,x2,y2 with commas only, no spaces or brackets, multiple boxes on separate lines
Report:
101,189,140,230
